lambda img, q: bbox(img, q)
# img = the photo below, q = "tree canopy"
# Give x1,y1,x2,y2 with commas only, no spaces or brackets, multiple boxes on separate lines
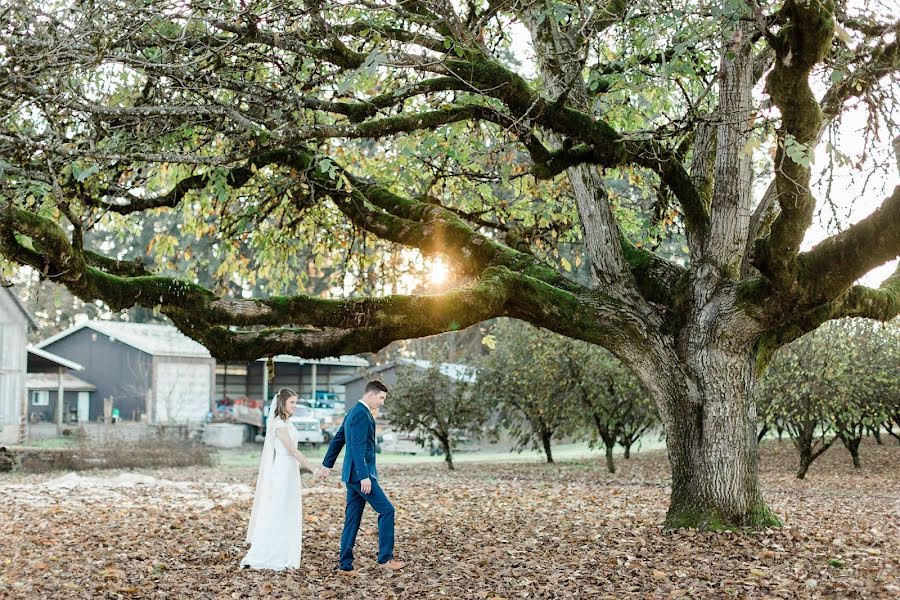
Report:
2,0,896,359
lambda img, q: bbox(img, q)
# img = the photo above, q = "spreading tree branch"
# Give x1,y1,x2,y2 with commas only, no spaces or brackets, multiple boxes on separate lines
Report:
796,185,900,304
753,0,835,288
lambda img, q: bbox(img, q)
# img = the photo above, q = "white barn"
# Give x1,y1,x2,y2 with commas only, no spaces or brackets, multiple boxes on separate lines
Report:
0,287,35,444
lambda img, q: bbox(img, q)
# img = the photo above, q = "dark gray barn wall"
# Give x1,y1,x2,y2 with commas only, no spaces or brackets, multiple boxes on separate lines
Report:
261,362,302,399
41,328,152,421
325,365,359,403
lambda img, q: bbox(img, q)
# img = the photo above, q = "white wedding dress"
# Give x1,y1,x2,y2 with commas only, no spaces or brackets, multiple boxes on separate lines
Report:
241,417,302,570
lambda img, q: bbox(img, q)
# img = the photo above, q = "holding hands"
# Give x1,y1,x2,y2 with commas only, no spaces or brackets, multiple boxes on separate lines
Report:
314,466,332,481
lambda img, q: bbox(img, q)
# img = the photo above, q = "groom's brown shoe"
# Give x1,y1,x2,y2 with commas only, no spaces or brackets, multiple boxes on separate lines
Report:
380,559,406,571
338,569,360,577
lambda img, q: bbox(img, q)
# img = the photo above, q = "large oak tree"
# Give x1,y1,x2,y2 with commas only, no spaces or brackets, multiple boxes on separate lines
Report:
1,0,898,528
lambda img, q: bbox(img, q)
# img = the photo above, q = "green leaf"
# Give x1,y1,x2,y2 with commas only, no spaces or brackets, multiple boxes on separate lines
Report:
72,163,100,183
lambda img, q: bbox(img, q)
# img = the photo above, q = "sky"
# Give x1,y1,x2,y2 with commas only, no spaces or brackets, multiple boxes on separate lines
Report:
802,101,898,287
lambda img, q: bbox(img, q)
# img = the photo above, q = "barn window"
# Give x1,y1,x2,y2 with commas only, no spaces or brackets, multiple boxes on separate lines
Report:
31,390,50,406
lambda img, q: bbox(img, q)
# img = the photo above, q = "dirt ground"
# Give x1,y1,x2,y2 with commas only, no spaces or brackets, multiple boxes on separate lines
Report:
0,438,897,599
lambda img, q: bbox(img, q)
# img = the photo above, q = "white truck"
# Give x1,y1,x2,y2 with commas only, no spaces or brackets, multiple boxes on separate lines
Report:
232,395,325,446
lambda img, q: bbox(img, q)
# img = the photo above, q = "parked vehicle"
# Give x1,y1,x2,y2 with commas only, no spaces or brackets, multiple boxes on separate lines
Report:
231,395,323,445
378,430,425,455
297,396,344,423
290,415,325,446
231,396,266,441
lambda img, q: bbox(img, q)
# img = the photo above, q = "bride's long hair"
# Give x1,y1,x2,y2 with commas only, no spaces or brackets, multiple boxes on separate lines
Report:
273,388,297,420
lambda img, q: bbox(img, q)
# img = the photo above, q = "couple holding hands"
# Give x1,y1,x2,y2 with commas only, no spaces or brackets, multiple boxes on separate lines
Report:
240,380,406,575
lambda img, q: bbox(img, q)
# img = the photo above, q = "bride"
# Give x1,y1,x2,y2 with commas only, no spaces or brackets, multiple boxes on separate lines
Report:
241,388,315,570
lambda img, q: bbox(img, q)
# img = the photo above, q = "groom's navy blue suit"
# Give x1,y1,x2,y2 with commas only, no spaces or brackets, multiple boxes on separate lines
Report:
322,401,395,571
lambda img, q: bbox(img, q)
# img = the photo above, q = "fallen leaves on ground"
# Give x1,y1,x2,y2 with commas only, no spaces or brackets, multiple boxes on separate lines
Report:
0,439,897,599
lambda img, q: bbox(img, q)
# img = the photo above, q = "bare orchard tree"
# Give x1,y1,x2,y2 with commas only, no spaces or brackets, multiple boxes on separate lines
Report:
0,1,898,528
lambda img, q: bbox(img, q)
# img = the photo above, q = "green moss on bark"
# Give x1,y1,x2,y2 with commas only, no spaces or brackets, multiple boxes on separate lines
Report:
665,500,781,531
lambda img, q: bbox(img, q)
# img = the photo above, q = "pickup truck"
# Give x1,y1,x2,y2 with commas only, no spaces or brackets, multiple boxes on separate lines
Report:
230,396,325,446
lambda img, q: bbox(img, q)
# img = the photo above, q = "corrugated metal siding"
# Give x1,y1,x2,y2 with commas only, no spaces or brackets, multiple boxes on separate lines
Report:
217,362,363,403
0,291,28,443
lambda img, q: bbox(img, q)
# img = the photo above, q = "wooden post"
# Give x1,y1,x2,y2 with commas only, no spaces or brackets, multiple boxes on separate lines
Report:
145,389,153,424
262,360,269,402
103,396,113,443
19,385,27,444
56,366,64,430
311,363,317,403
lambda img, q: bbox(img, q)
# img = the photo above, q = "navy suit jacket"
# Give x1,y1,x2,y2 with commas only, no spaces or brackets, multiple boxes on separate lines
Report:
322,402,378,482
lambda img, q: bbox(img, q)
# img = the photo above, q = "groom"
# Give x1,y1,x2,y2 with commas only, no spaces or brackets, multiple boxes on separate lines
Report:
315,379,406,574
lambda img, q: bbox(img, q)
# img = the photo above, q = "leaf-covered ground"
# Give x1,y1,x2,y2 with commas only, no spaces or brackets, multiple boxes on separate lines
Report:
1,439,897,599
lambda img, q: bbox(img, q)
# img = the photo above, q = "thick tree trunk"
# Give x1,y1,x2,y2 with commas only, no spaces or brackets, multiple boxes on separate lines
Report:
522,13,779,531
645,309,780,530
623,445,631,459
663,385,775,528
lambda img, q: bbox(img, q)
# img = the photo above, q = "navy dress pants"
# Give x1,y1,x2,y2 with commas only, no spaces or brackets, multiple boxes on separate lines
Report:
339,479,395,570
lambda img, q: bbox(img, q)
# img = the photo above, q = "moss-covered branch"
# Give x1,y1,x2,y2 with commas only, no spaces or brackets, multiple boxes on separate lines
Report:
0,205,215,311
1,200,640,360
796,185,900,304
285,104,513,143
305,77,472,122
182,265,520,359
754,265,900,369
97,149,294,214
620,238,687,314
754,0,835,288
